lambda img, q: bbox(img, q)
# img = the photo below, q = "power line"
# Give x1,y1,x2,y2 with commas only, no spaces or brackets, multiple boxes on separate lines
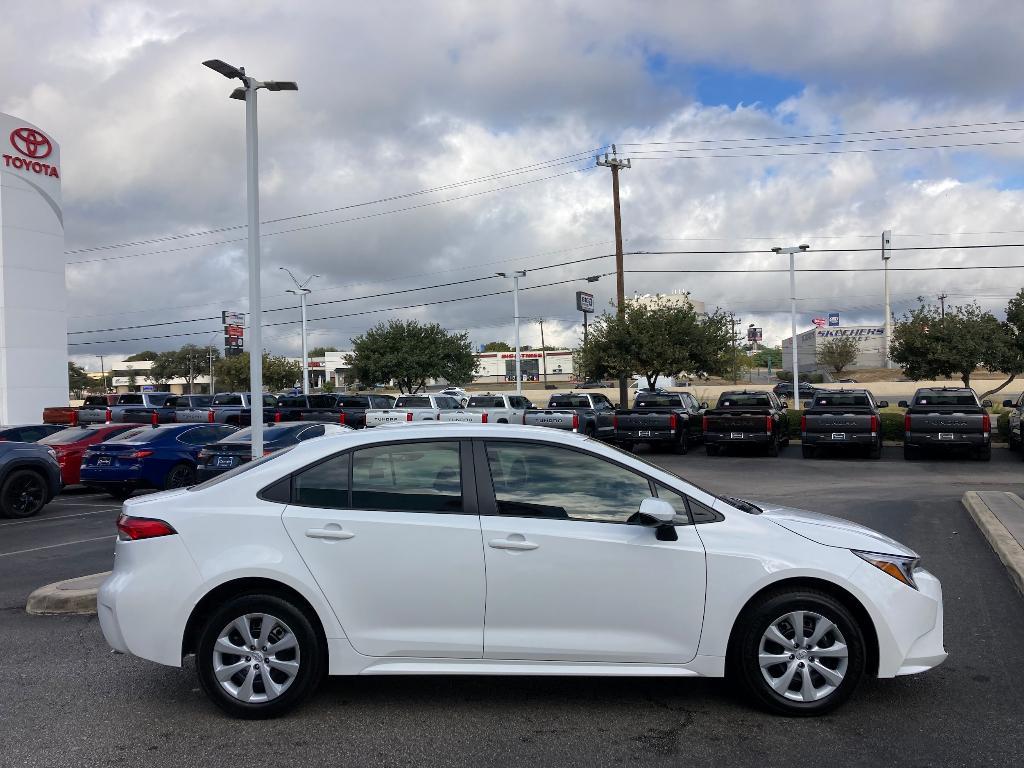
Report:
629,137,1024,161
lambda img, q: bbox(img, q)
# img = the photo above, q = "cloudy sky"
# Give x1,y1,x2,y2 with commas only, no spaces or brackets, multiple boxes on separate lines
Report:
4,0,1024,369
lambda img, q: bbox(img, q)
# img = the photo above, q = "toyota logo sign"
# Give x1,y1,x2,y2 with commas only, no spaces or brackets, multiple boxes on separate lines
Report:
10,127,52,159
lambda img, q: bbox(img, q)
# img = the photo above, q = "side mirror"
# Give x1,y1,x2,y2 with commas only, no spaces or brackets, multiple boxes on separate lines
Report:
1003,399,1014,408
699,402,708,409
982,399,993,408
877,400,889,408
635,498,678,541
780,400,789,409
898,400,909,408
803,400,812,409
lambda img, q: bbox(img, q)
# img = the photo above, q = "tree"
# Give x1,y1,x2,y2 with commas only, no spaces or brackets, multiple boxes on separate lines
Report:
348,319,476,393
68,361,90,397
124,351,158,362
817,336,860,376
308,346,339,357
891,300,1023,393
482,341,512,352
151,345,220,392
213,352,301,393
575,295,732,389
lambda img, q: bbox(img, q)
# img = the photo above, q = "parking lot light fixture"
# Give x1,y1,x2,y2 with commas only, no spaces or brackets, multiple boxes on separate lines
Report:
203,58,298,458
497,271,527,394
771,244,810,410
281,268,319,396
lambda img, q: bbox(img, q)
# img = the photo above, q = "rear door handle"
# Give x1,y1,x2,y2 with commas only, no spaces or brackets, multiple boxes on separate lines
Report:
305,527,355,541
488,537,538,551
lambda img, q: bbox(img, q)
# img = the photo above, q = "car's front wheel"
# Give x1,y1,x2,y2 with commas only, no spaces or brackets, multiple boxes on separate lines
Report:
0,469,48,518
731,589,866,716
196,594,323,719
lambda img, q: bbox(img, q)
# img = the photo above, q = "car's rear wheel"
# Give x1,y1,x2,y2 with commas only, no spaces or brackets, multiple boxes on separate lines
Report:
731,589,866,716
974,446,992,461
672,434,689,455
868,440,882,460
164,463,195,490
766,435,780,457
0,469,48,519
903,444,919,461
705,444,718,456
107,486,134,501
801,445,815,459
196,594,323,719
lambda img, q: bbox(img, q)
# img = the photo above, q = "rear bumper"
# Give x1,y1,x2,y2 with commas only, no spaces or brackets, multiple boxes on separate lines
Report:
704,432,771,445
80,464,148,489
905,432,989,449
802,433,876,446
615,428,679,443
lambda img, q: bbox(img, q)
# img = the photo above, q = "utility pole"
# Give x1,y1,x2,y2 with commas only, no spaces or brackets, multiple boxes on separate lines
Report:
98,355,106,393
596,145,631,406
729,313,742,384
938,293,948,318
497,271,526,394
538,318,548,387
280,267,319,395
187,354,195,394
208,348,215,394
772,244,810,409
883,230,892,368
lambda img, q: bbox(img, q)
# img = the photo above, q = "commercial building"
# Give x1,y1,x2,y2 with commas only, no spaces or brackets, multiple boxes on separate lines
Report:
781,326,887,373
473,349,576,384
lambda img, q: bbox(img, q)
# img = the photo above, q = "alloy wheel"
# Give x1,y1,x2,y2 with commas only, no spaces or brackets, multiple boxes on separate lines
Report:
6,475,45,517
212,613,301,704
758,610,849,702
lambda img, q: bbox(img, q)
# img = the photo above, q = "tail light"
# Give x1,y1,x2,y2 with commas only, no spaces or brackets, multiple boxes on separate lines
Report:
800,414,807,433
124,450,153,460
982,413,991,433
870,415,879,433
904,414,912,432
669,413,677,431
117,514,177,541
338,412,346,425
207,409,215,423
572,412,580,431
263,448,276,456
481,412,489,423
70,411,79,426
406,412,413,421
104,408,112,423
766,415,773,432
197,449,211,460
273,412,282,423
150,412,159,427
702,416,709,432
613,414,618,429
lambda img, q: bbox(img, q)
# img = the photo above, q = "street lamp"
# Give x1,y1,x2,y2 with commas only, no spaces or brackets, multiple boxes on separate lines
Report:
280,267,319,396
496,271,526,394
203,59,297,459
771,243,810,410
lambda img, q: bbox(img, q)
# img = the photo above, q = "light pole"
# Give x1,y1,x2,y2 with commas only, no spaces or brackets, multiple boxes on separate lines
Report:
772,244,810,410
280,267,319,395
497,271,526,394
204,59,297,459
882,230,892,368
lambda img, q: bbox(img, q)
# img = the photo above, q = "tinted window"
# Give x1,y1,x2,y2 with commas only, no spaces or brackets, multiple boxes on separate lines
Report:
374,395,396,408
915,392,979,406
83,396,109,406
549,395,590,408
485,442,652,523
118,394,143,405
351,442,462,512
40,426,121,445
654,484,720,524
635,394,682,407
395,397,431,408
107,428,149,443
179,426,234,445
148,394,173,405
308,395,338,408
213,394,243,406
263,395,279,407
813,393,872,407
279,396,307,408
718,394,771,407
468,397,505,408
299,424,326,440
294,452,351,508
179,395,212,408
337,396,368,408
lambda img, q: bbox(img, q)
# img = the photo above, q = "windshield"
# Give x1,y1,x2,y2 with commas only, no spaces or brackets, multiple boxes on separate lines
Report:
635,394,681,407
718,394,771,407
219,425,303,443
549,395,591,407
40,427,120,445
915,392,979,406
813,393,871,407
105,427,150,443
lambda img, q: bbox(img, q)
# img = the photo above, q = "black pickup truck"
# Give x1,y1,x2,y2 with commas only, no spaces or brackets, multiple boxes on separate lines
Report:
613,391,706,454
703,390,790,456
276,394,346,422
299,393,397,428
900,387,993,461
800,389,888,459
120,394,213,425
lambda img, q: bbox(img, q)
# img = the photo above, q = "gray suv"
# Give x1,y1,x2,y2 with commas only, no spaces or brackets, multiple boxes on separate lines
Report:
0,441,62,518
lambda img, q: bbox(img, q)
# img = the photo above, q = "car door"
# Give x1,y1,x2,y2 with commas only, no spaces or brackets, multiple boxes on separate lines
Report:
477,439,707,663
281,439,486,658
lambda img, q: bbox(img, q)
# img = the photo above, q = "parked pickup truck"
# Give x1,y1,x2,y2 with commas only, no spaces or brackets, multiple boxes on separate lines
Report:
275,394,346,422
120,394,214,425
702,390,790,456
613,390,706,454
900,387,993,461
522,392,616,438
77,392,176,424
438,393,534,424
800,389,888,459
299,393,397,428
364,394,462,427
1003,393,1024,455
175,392,284,426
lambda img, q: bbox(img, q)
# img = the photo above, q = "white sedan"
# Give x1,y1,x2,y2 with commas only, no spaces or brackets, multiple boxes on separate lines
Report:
98,424,945,719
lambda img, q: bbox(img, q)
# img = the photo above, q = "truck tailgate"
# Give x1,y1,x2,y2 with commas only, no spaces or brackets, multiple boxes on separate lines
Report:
523,410,575,429
907,412,987,434
705,412,771,432
615,410,674,431
803,412,875,435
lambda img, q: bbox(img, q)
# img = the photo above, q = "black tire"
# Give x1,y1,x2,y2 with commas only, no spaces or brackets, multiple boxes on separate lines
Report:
868,440,882,460
0,469,49,519
584,425,596,439
705,444,719,457
801,445,815,459
672,434,689,455
975,446,992,462
165,462,196,490
903,444,919,461
107,486,135,501
767,436,780,457
196,593,323,719
1009,431,1020,452
729,588,866,717
620,442,635,453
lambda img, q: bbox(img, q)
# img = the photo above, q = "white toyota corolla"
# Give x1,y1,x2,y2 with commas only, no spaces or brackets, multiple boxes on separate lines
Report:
98,423,945,719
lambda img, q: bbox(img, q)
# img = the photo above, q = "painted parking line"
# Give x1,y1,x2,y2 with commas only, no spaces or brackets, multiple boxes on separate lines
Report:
0,508,120,528
0,535,114,558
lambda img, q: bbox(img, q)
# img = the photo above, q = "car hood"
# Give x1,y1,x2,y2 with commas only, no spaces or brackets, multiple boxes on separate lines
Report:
750,501,917,557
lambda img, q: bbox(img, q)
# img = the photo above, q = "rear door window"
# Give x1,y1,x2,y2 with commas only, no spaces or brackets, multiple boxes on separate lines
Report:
214,394,243,406
118,394,143,405
351,441,462,513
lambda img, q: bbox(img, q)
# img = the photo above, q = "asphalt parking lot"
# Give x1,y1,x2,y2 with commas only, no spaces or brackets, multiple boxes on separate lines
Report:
2,448,1023,767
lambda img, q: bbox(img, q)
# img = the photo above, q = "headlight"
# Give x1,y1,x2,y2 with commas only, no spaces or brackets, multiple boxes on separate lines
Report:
853,550,920,590
46,448,57,460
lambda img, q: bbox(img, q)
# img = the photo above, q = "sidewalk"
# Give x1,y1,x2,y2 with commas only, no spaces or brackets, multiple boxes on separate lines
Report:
962,491,1024,595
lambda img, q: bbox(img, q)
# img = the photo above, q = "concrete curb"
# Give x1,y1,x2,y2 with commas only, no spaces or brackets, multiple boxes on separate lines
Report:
962,491,1024,596
25,571,109,615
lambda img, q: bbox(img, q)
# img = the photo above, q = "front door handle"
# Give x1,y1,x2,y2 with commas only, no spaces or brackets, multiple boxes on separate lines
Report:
488,537,538,551
306,527,355,541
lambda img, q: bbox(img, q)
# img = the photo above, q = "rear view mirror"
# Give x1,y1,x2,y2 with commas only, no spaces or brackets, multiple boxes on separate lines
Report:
877,400,889,408
1004,399,1014,408
898,400,909,408
982,399,993,408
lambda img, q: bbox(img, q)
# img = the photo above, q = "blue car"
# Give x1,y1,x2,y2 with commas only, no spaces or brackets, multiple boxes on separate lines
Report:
80,423,238,499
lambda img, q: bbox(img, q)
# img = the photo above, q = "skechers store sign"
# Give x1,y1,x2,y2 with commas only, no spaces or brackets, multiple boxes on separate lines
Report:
817,327,884,339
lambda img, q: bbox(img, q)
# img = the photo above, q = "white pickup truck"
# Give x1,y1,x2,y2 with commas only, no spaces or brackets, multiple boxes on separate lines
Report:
364,394,463,427
439,393,534,424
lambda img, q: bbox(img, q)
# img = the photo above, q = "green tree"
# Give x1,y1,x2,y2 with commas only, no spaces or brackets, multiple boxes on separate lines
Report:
68,361,91,397
151,345,221,392
124,350,158,362
816,336,861,376
891,300,1022,392
213,352,301,393
308,346,339,357
482,341,512,352
348,319,476,393
575,295,732,389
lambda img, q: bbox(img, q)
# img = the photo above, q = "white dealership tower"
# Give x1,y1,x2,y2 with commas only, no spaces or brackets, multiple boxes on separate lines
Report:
0,112,68,422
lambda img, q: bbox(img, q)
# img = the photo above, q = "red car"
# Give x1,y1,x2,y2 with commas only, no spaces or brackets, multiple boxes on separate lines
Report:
38,424,143,485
